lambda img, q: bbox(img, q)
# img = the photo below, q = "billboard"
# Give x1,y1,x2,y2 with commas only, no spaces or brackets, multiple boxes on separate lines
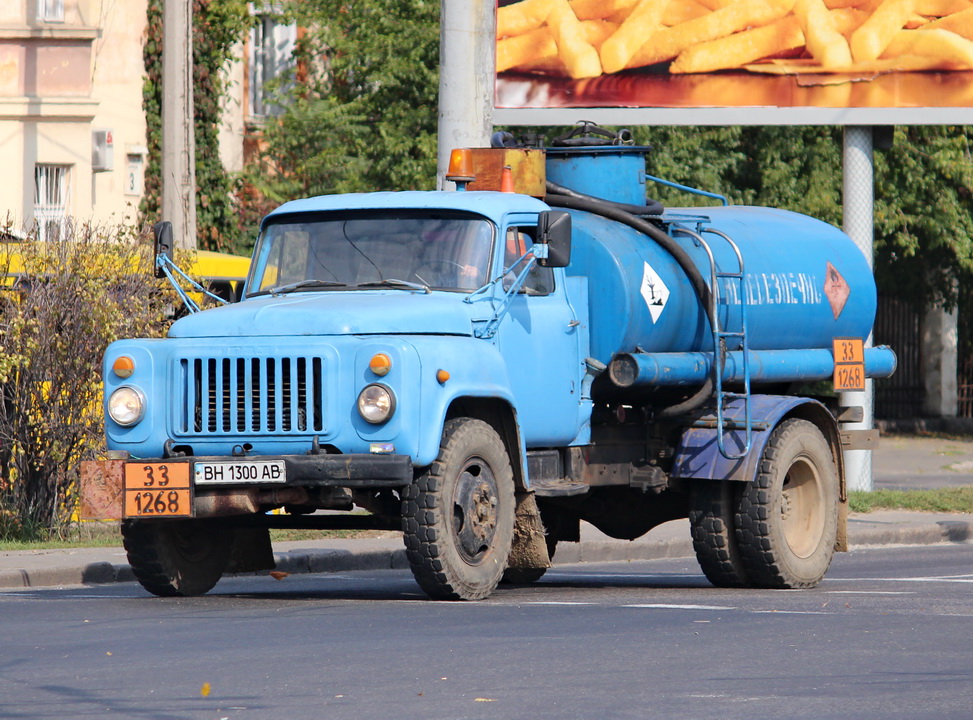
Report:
493,0,973,125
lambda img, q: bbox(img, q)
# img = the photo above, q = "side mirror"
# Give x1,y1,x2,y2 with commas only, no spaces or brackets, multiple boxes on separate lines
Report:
537,210,571,268
152,221,173,279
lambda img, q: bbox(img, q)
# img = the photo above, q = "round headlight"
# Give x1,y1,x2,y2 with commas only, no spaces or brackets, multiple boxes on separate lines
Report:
108,386,145,427
357,384,395,424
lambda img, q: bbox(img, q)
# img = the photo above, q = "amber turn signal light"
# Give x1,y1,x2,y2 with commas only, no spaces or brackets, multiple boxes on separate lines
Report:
112,356,136,378
369,353,392,376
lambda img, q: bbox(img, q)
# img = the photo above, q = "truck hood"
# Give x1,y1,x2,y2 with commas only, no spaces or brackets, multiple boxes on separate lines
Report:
168,291,477,338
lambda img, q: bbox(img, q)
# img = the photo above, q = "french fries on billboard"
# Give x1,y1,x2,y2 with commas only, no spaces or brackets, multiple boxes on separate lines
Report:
496,0,973,75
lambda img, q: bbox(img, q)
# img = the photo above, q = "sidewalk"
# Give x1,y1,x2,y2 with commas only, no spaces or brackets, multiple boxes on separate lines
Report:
1,434,971,591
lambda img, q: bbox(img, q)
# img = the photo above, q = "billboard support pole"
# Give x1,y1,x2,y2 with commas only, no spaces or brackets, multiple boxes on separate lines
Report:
437,0,495,189
841,126,875,492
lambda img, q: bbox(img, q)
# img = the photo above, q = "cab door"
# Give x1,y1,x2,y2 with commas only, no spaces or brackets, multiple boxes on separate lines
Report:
496,222,585,446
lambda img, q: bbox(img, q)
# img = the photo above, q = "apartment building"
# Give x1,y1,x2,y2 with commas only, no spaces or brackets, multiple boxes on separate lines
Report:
0,0,151,237
0,0,295,239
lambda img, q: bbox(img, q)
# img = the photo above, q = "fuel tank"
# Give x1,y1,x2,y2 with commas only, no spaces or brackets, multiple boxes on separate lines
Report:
567,204,878,365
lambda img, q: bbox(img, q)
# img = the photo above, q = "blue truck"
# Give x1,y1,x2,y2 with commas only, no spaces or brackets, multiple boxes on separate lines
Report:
81,126,896,600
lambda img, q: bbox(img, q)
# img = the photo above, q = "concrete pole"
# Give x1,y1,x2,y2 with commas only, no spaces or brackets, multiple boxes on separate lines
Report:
161,0,197,250
841,126,874,492
437,0,495,189
921,303,959,417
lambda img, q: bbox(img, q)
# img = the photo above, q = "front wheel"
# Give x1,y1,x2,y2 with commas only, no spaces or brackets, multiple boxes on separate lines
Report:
735,419,839,589
122,519,231,597
402,418,515,600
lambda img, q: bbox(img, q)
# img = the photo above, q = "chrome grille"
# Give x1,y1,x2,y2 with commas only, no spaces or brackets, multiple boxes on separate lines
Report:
177,355,325,435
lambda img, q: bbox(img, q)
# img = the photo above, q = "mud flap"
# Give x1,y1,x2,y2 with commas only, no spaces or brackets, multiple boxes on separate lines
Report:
225,527,277,574
505,491,551,571
836,497,849,552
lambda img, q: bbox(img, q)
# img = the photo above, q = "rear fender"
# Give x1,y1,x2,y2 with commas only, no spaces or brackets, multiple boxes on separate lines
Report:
670,395,843,488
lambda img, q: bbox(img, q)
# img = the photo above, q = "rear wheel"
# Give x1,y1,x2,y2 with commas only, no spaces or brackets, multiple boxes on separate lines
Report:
122,519,231,597
689,480,751,588
735,419,839,589
402,418,515,600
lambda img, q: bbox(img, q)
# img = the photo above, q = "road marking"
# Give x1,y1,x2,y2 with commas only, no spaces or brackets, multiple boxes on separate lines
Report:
526,601,597,606
624,603,735,611
841,575,973,584
824,590,915,595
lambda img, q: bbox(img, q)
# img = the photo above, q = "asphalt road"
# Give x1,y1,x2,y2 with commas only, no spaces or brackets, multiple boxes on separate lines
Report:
2,544,971,720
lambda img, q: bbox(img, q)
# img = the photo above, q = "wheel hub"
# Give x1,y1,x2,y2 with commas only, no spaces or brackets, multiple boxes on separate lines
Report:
452,458,499,564
781,456,825,558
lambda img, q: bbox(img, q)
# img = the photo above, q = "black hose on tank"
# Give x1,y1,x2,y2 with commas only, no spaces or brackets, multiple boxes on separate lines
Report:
545,183,715,418
546,179,665,217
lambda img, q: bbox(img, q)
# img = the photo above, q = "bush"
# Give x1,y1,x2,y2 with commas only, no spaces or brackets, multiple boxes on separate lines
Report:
0,223,177,540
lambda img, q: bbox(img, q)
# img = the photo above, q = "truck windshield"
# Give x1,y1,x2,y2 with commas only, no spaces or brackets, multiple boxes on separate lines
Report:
248,211,495,296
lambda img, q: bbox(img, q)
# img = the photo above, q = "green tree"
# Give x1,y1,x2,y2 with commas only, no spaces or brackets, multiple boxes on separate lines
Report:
241,0,440,208
873,126,973,310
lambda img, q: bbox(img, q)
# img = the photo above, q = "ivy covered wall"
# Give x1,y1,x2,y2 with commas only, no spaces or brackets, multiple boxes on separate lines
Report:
140,0,251,253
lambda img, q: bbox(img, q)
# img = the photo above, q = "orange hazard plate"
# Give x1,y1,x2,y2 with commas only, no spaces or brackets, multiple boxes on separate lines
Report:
833,337,866,392
123,462,193,518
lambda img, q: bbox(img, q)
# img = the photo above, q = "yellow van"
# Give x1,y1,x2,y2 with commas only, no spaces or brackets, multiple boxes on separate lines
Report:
188,249,251,303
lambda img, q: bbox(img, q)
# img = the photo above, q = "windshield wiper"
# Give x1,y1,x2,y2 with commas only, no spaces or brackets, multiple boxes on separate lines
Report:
268,279,348,296
356,278,431,294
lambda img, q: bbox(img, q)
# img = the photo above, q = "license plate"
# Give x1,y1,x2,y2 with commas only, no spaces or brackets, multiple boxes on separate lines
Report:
124,462,192,518
194,460,287,485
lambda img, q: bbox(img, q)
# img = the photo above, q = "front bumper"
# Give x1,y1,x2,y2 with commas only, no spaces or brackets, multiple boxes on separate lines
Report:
80,453,413,521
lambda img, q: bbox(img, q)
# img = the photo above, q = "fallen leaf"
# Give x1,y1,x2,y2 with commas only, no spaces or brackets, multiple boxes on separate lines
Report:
475,698,497,702
106,652,112,656
270,571,289,581
201,682,211,697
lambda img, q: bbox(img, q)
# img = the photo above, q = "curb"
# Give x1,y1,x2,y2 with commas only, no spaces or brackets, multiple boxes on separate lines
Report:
1,517,970,591
0,562,135,590
847,519,973,547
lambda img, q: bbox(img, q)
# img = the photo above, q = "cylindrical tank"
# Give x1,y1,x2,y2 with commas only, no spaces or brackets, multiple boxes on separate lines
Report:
568,205,878,365
546,146,649,206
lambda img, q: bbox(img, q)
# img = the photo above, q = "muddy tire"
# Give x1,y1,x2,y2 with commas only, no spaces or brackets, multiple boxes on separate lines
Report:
402,418,515,600
689,480,751,588
735,419,839,589
122,519,231,597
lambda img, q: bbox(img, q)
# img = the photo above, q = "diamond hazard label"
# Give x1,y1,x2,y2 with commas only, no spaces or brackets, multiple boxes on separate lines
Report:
640,262,669,323
823,262,850,319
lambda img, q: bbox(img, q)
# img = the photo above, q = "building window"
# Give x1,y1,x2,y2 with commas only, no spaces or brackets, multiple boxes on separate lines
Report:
34,164,71,240
248,9,297,119
37,0,65,22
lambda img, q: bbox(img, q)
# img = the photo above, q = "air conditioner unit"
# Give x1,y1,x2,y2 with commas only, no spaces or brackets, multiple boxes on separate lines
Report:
92,129,114,172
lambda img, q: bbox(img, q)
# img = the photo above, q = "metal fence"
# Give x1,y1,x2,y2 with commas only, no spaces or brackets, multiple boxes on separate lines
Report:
873,295,923,419
960,289,973,418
